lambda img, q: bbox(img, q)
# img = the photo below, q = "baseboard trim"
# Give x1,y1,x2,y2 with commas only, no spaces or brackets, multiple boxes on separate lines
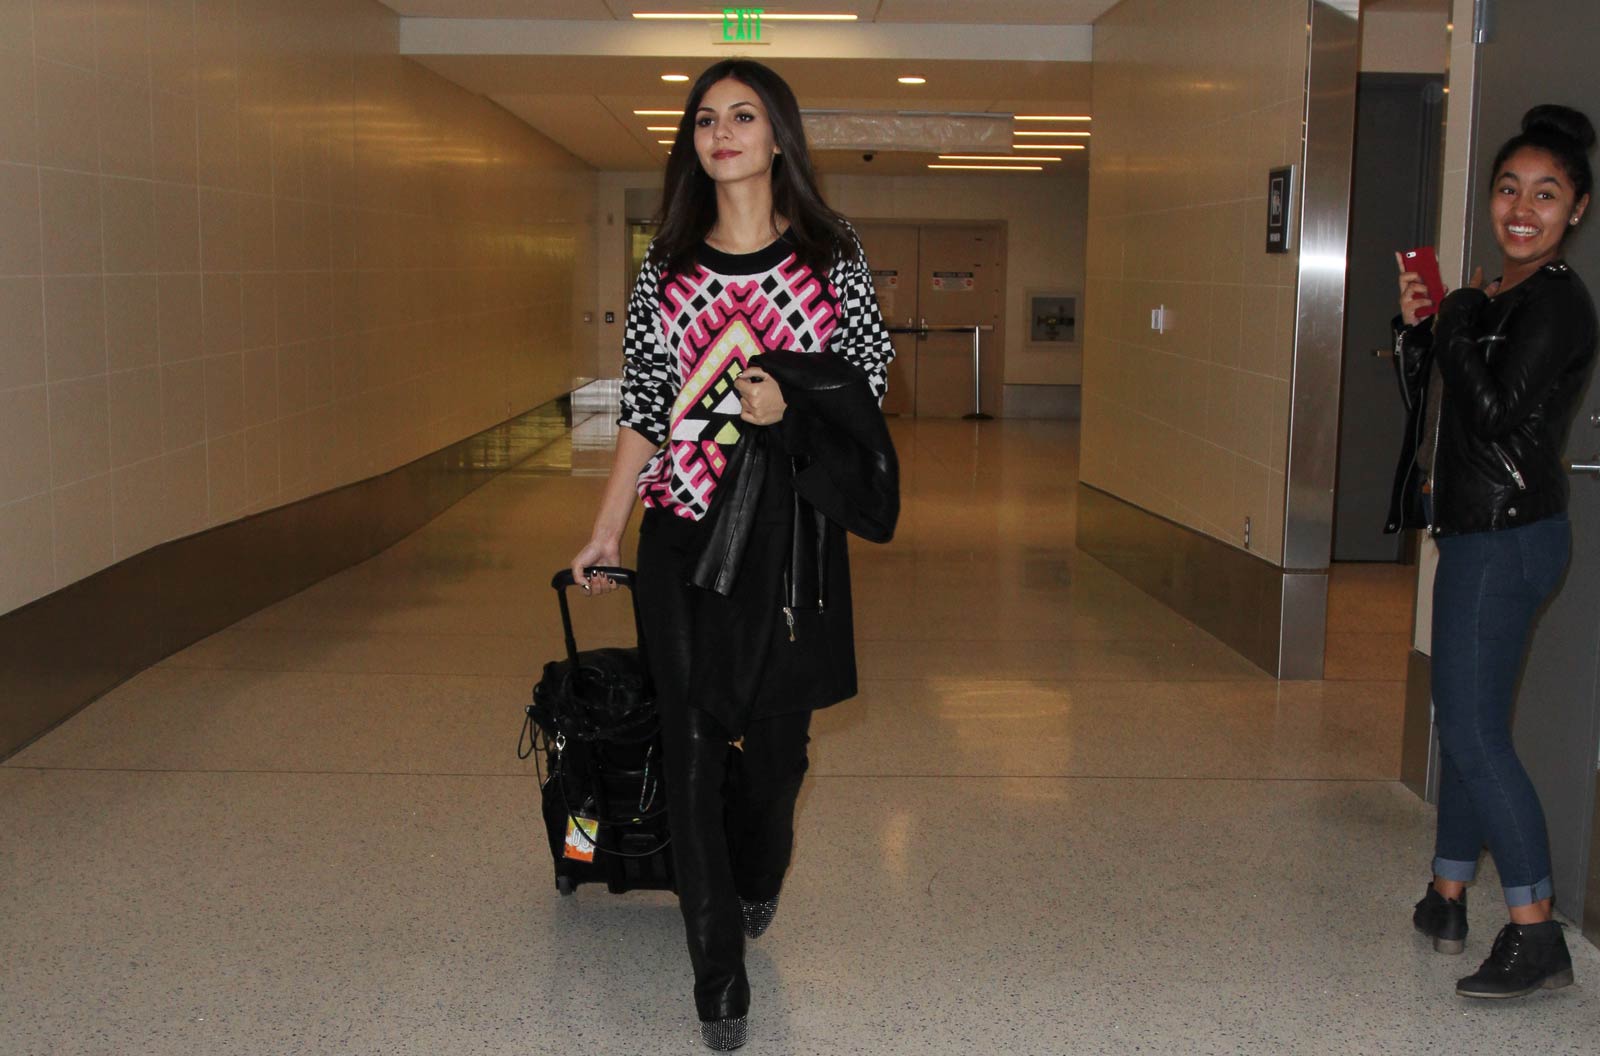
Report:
1002,383,1081,419
1401,649,1438,802
0,397,572,761
1075,483,1327,678
1587,774,1600,949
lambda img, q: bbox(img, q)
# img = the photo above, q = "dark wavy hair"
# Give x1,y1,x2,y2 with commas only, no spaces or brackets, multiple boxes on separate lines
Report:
1491,104,1596,216
649,59,856,278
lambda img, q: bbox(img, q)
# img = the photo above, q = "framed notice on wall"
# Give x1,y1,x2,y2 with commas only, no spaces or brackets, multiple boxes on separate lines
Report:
1027,291,1080,346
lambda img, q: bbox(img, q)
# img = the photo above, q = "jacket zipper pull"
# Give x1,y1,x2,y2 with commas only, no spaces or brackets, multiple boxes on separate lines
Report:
782,606,796,642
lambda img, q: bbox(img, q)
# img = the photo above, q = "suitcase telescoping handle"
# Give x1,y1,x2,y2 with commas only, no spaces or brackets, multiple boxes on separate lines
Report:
550,566,647,676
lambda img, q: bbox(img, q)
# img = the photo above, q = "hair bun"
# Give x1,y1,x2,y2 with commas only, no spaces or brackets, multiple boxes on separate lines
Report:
1523,104,1597,152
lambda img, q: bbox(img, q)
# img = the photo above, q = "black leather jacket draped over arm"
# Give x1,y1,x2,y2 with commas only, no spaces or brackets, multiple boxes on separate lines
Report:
688,350,899,597
1385,261,1598,536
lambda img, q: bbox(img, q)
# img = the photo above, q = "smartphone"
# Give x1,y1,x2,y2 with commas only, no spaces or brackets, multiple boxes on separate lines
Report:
1401,246,1446,320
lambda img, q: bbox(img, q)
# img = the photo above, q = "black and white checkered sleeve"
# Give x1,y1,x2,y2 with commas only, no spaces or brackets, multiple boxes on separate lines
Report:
617,261,672,446
829,233,895,400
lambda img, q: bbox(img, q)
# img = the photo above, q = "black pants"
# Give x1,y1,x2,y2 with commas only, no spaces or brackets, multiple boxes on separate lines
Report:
637,511,813,1022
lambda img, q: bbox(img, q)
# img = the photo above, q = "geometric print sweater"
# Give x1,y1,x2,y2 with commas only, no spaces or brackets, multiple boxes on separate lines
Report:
618,230,894,521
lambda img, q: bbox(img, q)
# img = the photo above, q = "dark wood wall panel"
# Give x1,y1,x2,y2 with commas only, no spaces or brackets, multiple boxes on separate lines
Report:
0,399,571,760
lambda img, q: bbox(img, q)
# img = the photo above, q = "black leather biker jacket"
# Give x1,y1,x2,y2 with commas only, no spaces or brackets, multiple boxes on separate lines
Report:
1386,260,1597,537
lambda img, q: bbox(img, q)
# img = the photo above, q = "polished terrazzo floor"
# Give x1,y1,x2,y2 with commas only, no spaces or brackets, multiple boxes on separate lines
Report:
4,416,1598,1055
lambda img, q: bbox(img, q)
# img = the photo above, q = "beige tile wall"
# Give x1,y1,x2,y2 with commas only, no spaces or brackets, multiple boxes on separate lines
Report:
1081,0,1310,564
0,0,596,615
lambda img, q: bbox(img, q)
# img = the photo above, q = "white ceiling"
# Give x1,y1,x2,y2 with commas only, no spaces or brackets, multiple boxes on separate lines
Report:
379,0,1112,175
1365,0,1450,10
378,1,1122,24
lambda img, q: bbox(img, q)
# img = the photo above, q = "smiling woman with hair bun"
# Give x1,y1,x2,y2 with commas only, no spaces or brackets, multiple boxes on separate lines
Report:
1389,103,1597,999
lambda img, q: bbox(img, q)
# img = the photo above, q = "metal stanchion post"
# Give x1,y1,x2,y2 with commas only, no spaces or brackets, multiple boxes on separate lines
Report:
962,325,992,421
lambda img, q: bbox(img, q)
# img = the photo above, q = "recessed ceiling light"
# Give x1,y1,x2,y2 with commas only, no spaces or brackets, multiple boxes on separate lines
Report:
646,125,677,132
1014,130,1091,137
1015,115,1091,122
634,12,858,20
1013,143,1087,150
898,76,927,85
661,74,690,83
657,139,675,145
940,154,1062,163
929,164,1042,172
634,110,681,116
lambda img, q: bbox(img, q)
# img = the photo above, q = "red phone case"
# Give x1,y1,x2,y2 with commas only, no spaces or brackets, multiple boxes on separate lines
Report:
1402,246,1446,320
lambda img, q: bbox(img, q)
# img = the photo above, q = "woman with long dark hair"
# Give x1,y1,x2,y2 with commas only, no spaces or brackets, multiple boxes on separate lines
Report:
570,60,895,1049
1390,104,1596,998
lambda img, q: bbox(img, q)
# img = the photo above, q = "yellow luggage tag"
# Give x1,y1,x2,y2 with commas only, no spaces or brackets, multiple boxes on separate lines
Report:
563,815,599,862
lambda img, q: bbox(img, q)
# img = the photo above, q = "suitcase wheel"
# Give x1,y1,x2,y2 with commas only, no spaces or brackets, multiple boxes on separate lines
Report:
556,874,576,896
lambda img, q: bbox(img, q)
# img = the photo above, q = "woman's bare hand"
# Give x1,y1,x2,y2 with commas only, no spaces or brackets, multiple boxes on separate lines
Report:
735,366,787,426
570,535,622,596
1465,266,1502,297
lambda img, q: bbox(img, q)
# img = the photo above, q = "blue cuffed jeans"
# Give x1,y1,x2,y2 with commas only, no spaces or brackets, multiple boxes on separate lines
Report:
1430,513,1569,907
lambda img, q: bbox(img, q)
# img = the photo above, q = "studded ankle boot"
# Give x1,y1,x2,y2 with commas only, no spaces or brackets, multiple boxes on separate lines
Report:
739,895,779,939
699,1016,748,1051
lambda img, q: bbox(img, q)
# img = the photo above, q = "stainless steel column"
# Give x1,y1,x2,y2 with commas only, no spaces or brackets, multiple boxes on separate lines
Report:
1278,0,1362,677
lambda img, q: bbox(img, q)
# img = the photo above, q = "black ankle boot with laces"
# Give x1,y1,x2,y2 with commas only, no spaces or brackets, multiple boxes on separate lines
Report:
1413,884,1468,954
1456,920,1574,998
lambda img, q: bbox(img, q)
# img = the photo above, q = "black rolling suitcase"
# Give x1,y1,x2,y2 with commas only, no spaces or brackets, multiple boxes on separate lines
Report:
519,566,675,896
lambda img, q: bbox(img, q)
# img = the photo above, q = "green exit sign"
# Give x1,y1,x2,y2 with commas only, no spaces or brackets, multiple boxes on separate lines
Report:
723,8,764,42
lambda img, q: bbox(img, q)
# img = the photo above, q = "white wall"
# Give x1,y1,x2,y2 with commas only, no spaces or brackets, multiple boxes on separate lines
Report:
584,169,1090,391
823,171,1089,388
588,171,663,382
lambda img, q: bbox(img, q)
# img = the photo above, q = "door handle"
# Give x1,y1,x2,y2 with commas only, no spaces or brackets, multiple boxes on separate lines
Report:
1570,458,1600,476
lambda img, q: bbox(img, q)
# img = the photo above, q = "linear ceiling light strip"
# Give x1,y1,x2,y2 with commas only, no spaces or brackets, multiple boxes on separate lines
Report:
929,164,1042,171
940,154,1062,162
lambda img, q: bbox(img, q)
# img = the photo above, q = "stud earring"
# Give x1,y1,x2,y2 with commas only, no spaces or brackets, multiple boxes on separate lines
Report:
1571,216,1582,226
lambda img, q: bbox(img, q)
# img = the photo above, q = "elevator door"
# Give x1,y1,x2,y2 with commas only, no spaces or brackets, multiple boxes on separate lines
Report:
1333,74,1444,561
854,222,1005,417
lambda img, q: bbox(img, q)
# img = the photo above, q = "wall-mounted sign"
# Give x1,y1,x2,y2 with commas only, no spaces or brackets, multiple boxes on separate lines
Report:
1266,164,1296,254
719,8,767,44
871,268,899,290
931,270,975,292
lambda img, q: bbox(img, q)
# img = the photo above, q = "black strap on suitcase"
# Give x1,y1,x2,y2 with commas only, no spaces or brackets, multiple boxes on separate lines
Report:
520,566,675,895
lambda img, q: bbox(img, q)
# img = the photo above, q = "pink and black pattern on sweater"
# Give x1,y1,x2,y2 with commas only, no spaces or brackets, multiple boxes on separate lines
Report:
619,232,893,522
